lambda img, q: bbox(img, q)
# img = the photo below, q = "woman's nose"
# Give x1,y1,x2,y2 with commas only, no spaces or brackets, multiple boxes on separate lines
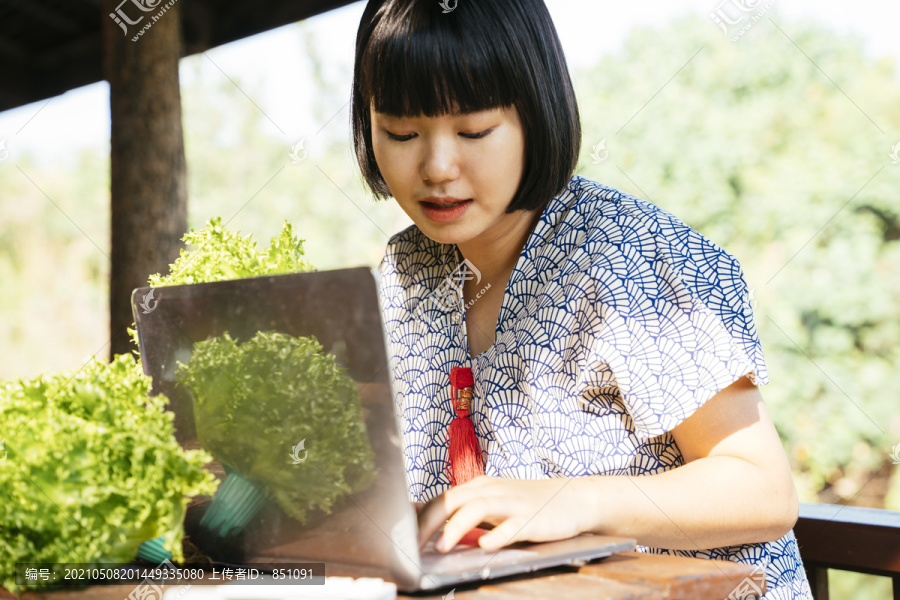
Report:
420,137,460,183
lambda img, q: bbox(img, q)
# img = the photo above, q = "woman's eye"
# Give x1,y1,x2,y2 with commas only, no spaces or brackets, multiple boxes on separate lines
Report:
460,128,495,140
385,131,416,142
383,127,495,141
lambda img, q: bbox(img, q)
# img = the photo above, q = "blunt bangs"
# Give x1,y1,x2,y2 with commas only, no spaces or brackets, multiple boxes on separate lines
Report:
352,0,581,213
360,2,520,118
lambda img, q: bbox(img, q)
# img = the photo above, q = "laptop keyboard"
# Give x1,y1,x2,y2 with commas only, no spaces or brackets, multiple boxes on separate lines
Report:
420,544,540,575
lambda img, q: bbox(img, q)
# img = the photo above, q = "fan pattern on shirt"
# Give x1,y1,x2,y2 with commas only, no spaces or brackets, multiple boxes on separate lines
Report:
378,174,812,599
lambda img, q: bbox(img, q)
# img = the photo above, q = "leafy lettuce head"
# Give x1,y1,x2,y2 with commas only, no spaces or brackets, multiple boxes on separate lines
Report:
176,331,376,526
0,354,218,593
129,216,316,353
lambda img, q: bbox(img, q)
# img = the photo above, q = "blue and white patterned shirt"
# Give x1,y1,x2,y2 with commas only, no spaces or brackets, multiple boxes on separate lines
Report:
378,174,812,599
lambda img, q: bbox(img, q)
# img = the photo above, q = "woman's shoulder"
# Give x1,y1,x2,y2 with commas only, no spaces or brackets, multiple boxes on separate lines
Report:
563,174,741,269
566,174,706,240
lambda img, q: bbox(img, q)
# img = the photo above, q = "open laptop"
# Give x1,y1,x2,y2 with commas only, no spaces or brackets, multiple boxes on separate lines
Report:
132,267,635,592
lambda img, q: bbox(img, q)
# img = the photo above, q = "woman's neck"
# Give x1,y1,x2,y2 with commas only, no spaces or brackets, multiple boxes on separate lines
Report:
455,208,540,284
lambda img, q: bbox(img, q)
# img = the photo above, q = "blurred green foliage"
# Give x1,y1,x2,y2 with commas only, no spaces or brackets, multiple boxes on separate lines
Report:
573,13,900,512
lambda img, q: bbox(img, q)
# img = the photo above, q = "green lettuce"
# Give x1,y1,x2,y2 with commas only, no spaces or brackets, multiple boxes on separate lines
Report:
176,331,377,525
129,217,316,352
150,216,316,287
0,354,218,593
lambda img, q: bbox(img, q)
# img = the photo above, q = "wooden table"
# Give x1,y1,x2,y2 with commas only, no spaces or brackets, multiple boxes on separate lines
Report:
1,551,764,600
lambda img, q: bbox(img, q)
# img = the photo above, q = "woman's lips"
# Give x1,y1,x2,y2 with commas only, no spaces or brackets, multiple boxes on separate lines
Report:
420,199,472,222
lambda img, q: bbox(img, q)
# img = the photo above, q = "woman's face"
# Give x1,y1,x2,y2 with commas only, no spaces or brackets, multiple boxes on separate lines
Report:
370,103,527,247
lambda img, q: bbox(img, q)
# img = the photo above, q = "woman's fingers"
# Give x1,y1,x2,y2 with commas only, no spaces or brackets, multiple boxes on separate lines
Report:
415,476,508,550
415,478,582,553
434,497,503,552
417,495,452,549
477,517,526,550
459,527,491,546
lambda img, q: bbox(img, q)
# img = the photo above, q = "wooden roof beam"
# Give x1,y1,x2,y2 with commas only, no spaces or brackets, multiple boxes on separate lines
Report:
2,0,82,35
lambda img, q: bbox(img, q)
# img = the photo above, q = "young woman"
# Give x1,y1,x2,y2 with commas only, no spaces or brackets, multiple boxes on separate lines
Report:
352,1,813,598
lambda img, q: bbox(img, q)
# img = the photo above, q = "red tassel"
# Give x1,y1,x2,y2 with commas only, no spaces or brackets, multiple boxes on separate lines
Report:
446,366,484,486
458,527,490,546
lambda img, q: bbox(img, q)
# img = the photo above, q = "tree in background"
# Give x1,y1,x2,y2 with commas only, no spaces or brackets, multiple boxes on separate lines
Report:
575,13,900,512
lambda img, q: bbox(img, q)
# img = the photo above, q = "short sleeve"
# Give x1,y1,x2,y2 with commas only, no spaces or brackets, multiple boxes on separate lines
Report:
583,203,768,441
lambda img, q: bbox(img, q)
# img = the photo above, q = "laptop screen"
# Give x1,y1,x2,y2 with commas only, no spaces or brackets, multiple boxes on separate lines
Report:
132,268,422,587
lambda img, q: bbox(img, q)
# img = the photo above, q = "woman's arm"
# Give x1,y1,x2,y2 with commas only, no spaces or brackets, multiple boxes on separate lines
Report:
575,375,799,549
417,376,799,552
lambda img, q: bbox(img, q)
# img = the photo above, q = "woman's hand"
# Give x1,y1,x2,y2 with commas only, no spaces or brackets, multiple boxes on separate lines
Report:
416,475,585,552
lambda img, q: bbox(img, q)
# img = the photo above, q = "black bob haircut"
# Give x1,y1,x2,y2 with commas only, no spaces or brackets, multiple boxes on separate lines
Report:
351,0,581,214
